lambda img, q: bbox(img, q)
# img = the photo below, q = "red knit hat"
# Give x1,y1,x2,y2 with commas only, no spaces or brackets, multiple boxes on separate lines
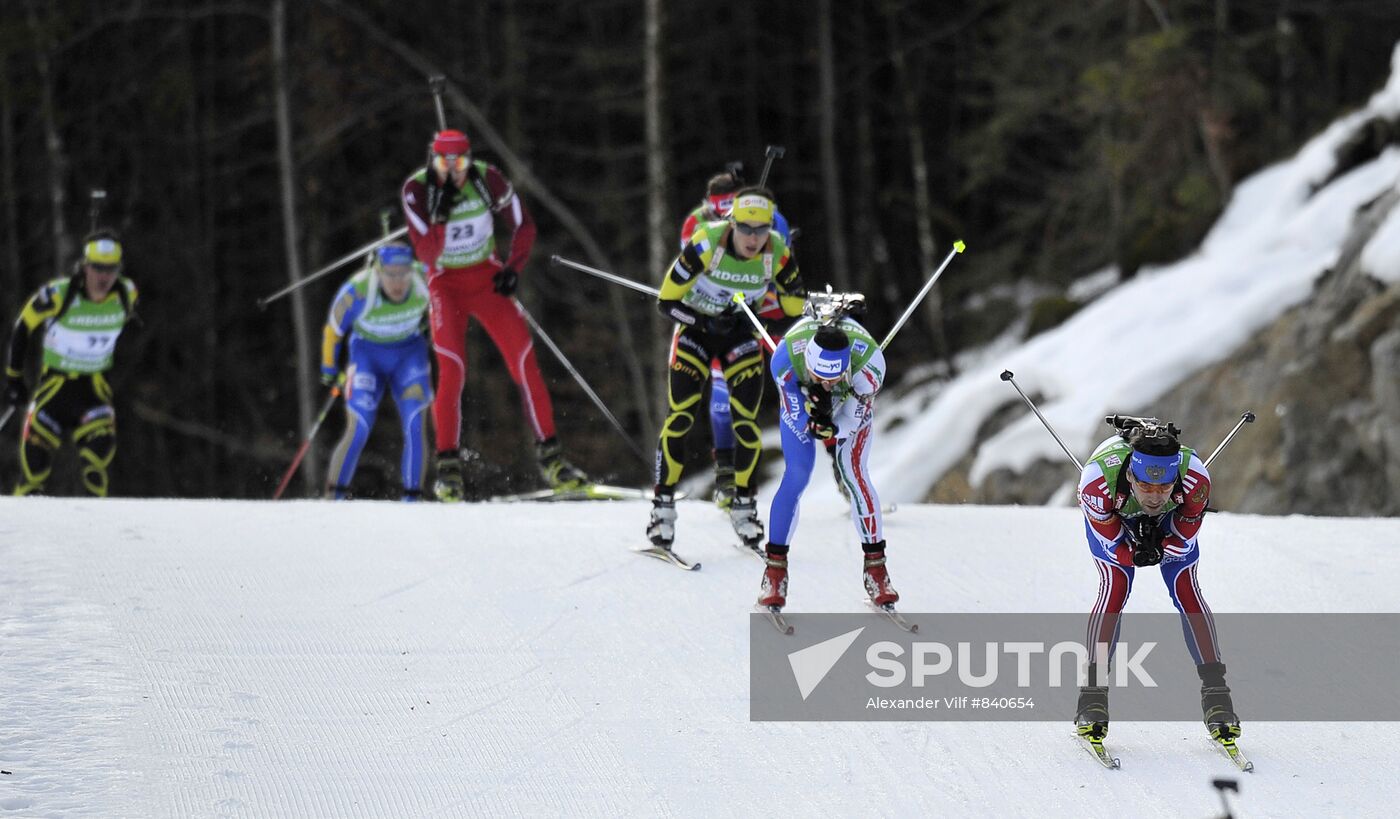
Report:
431,129,470,155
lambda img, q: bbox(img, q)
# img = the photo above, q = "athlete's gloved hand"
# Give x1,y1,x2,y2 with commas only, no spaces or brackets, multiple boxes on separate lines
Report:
801,383,834,420
427,178,457,224
4,374,26,408
703,307,741,336
492,266,519,296
319,366,340,388
807,415,837,441
1125,516,1165,566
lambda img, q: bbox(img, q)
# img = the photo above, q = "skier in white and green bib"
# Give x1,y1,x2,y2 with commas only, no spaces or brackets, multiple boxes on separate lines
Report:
320,241,433,501
4,230,138,496
756,313,898,611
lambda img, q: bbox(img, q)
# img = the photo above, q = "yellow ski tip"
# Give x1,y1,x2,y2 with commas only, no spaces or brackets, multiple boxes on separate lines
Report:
953,240,967,253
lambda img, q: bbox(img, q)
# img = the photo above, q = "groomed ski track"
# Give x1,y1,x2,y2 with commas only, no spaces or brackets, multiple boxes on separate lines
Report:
0,496,1394,817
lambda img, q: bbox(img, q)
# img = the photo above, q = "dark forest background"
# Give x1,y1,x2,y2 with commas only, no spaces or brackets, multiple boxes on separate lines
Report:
2,0,1398,498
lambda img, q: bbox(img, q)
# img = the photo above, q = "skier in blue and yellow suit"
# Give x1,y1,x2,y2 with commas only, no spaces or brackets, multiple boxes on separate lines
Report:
321,241,433,500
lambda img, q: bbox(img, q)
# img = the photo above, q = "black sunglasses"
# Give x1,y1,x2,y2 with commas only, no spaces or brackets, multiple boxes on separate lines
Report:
734,222,771,237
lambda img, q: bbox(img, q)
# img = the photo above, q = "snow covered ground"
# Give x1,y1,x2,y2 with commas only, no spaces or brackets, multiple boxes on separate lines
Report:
2,496,1397,817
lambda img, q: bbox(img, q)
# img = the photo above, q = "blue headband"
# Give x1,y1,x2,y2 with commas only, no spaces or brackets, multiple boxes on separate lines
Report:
377,245,413,267
809,343,851,379
1128,450,1180,484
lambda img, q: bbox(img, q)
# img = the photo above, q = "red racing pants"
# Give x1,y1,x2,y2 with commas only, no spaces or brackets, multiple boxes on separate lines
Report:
429,268,554,450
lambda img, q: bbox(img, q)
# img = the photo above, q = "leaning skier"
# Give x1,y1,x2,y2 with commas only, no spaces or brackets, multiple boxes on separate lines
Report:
320,241,434,501
1074,417,1241,746
646,187,805,553
757,305,897,612
677,168,793,509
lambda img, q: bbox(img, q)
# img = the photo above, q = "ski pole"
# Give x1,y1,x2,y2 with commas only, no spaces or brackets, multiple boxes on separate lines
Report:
999,370,1083,471
550,255,659,297
1204,411,1256,468
516,302,651,468
88,189,107,233
256,227,409,308
731,292,778,353
0,404,16,434
429,75,448,130
272,382,343,500
757,145,785,188
881,240,966,350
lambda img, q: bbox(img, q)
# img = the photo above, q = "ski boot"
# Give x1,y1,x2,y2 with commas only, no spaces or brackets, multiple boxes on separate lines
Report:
758,545,789,608
712,449,736,510
1199,662,1241,742
729,487,764,553
646,490,677,548
1075,685,1110,741
536,437,589,491
433,452,465,503
861,542,899,606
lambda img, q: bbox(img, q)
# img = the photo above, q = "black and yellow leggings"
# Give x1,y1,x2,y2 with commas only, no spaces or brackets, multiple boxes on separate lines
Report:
14,371,117,497
655,325,764,491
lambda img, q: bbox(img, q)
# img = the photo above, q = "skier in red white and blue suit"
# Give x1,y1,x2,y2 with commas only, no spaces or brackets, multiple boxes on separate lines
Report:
1073,418,1240,745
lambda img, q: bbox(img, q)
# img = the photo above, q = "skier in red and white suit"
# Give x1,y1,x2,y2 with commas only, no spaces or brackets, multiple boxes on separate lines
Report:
401,129,586,501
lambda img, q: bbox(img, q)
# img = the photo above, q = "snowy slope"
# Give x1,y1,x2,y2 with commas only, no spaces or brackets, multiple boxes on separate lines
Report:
2,496,1397,817
856,43,1400,505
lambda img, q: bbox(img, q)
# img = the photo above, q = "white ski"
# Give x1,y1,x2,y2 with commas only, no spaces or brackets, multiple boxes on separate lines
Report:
634,544,700,571
755,604,794,635
866,600,918,632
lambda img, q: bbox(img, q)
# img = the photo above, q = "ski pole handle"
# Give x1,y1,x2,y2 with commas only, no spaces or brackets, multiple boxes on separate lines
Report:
732,292,777,353
429,75,448,130
758,145,786,189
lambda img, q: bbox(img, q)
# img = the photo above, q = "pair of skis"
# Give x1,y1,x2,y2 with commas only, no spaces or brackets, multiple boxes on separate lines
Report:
492,483,655,503
632,534,761,572
755,600,918,637
1078,732,1253,772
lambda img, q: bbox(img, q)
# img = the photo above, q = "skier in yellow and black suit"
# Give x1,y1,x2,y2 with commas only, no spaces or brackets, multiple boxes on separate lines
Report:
4,230,138,496
645,187,805,553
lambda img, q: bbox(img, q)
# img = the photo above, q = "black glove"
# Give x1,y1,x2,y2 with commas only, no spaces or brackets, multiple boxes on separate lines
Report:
807,415,837,440
4,374,26,408
493,267,519,296
427,178,458,224
1125,516,1165,567
703,307,741,336
801,384,836,439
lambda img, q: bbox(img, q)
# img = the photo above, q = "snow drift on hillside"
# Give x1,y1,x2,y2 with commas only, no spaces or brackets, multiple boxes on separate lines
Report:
855,43,1400,506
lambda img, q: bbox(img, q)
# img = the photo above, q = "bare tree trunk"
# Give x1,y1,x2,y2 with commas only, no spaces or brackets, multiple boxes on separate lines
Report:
641,0,668,448
26,0,70,275
1199,0,1233,203
816,0,850,290
272,0,319,494
1,50,21,309
886,4,952,370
